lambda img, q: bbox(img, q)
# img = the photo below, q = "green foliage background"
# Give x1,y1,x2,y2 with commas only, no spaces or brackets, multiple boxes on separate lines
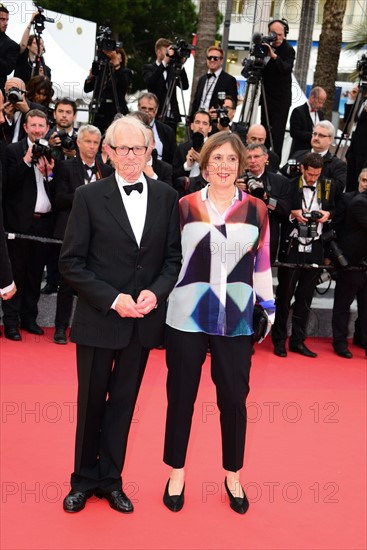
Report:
40,0,198,92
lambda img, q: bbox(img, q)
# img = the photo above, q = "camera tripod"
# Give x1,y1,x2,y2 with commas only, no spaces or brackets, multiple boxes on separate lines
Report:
160,63,189,138
237,68,274,151
88,53,121,126
334,81,367,161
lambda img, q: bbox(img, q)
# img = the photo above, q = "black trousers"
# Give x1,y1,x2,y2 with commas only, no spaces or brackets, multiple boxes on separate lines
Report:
70,323,150,493
262,104,290,159
2,218,52,327
332,270,367,350
55,276,75,329
163,326,253,472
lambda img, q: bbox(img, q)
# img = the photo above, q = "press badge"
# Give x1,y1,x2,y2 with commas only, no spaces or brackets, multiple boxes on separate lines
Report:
298,243,312,253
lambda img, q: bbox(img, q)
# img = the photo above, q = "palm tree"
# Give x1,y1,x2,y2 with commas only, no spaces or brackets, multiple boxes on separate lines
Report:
294,0,317,92
314,0,347,120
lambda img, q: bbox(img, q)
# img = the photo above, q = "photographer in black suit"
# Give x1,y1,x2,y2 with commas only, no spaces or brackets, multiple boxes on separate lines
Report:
191,46,238,116
0,3,19,93
260,19,295,159
272,153,335,358
2,109,54,341
142,38,189,132
138,92,176,164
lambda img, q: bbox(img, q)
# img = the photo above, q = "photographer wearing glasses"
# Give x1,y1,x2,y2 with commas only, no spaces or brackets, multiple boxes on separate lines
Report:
190,46,238,117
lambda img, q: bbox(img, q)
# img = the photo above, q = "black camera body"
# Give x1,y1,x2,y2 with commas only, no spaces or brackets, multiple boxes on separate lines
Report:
56,130,77,151
192,132,204,153
7,87,25,105
321,229,348,267
167,38,193,64
96,26,123,52
250,31,277,59
303,210,322,221
299,211,322,239
33,3,55,33
285,158,302,178
32,138,52,164
216,92,230,127
242,172,265,199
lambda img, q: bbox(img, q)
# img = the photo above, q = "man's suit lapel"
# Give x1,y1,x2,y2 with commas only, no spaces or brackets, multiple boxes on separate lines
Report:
103,175,137,242
142,177,161,240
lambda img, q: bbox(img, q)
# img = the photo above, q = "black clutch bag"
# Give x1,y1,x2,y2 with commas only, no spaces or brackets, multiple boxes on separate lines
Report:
252,304,269,342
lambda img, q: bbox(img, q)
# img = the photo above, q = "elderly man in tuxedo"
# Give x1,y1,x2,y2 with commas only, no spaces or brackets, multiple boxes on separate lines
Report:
289,87,327,155
60,116,181,514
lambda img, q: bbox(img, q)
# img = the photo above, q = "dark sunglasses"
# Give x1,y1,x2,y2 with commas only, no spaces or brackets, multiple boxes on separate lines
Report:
207,56,222,61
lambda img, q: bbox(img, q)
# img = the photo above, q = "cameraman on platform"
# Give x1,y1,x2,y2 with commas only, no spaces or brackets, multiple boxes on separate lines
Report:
2,109,54,341
272,153,335,358
238,143,291,263
84,42,131,134
142,38,189,133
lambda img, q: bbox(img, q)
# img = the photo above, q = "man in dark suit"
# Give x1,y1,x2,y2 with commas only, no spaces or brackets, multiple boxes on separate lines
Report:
332,168,367,358
53,124,113,344
172,110,212,182
60,116,181,514
0,4,19,93
282,121,346,202
289,87,327,155
272,153,336,358
190,46,238,116
260,19,295,159
344,85,367,191
2,76,47,144
138,92,176,164
238,143,291,263
0,155,16,306
142,38,189,131
143,125,172,185
2,109,54,341
209,95,247,143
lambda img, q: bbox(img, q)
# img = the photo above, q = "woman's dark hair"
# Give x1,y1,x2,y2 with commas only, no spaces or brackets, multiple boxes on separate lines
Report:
26,75,53,105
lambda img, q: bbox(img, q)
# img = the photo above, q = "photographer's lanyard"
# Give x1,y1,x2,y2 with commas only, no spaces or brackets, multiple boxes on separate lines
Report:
200,74,217,110
302,187,317,213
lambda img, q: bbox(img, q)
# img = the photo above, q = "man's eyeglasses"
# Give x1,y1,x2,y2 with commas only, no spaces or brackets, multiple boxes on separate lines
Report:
109,145,147,157
207,56,222,61
312,132,330,138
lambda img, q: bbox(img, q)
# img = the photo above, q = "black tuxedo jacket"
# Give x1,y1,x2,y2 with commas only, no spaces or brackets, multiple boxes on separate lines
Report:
154,120,176,164
142,62,189,122
172,140,193,181
59,174,181,349
0,158,12,287
191,70,238,116
0,32,19,92
3,138,54,233
54,155,113,239
289,102,325,155
341,190,367,265
149,156,172,186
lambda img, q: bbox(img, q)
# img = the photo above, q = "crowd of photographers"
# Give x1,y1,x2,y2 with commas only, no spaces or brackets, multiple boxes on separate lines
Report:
1,2,366,359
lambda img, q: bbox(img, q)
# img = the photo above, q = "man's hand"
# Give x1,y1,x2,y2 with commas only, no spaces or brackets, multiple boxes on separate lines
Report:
1,284,17,301
14,93,30,114
136,290,157,315
186,147,199,168
115,293,144,318
317,210,331,224
291,209,308,223
3,101,16,121
37,156,55,177
23,144,34,165
48,131,61,148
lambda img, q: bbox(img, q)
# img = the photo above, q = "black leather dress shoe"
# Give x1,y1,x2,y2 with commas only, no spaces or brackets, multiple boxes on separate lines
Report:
63,489,93,513
289,343,317,358
20,322,44,335
4,327,22,341
224,478,249,515
54,328,67,344
333,347,353,359
274,343,287,357
95,489,133,513
41,283,59,295
163,479,185,512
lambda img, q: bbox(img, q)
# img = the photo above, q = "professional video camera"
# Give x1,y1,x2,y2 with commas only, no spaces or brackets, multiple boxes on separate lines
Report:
6,87,26,105
167,37,194,65
96,25,123,52
32,2,55,34
321,229,348,267
299,210,322,239
32,139,52,164
241,31,277,80
357,54,367,81
216,92,230,127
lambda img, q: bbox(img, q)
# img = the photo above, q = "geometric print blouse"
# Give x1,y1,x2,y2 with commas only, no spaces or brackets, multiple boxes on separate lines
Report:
166,185,276,336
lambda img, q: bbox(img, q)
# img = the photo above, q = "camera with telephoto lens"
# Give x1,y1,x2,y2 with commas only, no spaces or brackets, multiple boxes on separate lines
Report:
32,139,52,165
241,31,277,80
96,25,123,52
299,210,322,239
242,171,265,199
33,3,55,34
321,229,348,267
167,37,194,65
215,92,230,128
7,87,25,104
55,129,77,151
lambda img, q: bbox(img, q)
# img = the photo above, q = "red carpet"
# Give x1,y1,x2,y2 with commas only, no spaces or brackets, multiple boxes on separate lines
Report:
1,330,366,550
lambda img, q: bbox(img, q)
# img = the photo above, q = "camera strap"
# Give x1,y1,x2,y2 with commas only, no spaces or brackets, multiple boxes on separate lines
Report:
302,187,317,212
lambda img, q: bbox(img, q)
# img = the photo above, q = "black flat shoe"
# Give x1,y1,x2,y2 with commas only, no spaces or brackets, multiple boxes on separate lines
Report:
224,478,249,515
289,342,317,358
20,321,44,335
4,327,22,341
163,479,185,512
63,489,93,513
95,489,133,513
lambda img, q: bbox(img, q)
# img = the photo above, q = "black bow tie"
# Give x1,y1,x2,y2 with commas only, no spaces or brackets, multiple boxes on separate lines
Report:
86,164,97,174
123,182,143,195
207,72,215,79
303,185,317,190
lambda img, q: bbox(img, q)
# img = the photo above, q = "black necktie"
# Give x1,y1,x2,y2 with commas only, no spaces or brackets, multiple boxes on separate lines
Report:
123,182,143,195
